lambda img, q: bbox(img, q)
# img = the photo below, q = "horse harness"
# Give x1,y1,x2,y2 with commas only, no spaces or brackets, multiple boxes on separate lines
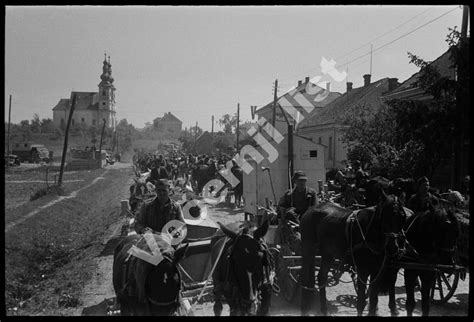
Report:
345,197,407,259
221,233,273,311
121,238,182,312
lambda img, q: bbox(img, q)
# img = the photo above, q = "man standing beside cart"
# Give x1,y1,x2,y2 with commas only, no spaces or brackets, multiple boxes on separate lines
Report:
277,170,318,224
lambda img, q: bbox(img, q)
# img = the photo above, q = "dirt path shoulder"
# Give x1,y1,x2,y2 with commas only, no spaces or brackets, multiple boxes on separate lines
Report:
5,162,134,316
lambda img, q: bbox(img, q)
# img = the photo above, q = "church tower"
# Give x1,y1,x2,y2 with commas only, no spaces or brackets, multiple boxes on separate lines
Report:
98,52,116,130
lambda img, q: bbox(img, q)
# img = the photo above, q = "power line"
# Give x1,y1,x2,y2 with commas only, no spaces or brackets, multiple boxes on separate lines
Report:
334,7,434,62
277,6,457,85
336,6,459,69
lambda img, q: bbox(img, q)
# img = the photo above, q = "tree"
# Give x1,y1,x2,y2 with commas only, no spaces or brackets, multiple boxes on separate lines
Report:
189,125,203,138
218,113,238,134
31,114,41,133
342,27,466,180
40,118,55,133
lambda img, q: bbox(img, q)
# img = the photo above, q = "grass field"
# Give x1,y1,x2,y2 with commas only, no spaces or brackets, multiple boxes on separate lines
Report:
4,164,133,315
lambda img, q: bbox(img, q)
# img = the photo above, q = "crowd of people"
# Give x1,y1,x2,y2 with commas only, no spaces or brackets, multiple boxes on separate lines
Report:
132,148,244,208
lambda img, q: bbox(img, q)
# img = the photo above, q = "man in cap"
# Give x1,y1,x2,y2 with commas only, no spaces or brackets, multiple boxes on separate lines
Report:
407,176,439,214
278,170,317,223
135,179,185,235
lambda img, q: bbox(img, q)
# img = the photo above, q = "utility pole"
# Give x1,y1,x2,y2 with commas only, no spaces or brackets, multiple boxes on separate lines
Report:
211,115,214,155
98,119,107,168
236,103,240,151
6,94,12,169
454,5,469,190
194,121,198,152
370,44,373,75
272,79,278,127
58,93,77,186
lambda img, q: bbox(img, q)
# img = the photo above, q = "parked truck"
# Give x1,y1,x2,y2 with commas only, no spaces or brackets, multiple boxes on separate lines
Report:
11,142,50,163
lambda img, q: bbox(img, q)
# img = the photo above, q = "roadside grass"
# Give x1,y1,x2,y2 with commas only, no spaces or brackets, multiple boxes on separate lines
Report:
4,167,131,315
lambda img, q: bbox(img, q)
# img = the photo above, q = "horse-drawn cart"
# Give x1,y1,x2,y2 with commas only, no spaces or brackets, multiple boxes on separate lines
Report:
257,203,469,308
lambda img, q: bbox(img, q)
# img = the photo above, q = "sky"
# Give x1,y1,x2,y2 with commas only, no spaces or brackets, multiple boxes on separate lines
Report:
5,5,466,131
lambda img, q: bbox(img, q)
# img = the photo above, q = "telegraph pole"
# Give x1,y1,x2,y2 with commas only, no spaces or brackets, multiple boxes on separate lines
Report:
454,5,469,189
58,93,77,186
211,115,214,155
272,79,278,127
6,95,12,168
236,103,240,151
98,119,106,168
194,121,198,152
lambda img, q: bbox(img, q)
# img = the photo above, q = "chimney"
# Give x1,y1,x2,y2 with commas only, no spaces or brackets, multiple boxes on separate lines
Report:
305,76,310,83
298,80,302,86
363,74,371,87
388,78,398,91
346,82,353,92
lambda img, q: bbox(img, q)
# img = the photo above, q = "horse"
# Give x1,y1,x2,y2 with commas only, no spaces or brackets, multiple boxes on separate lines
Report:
299,192,408,316
211,220,273,316
383,203,460,316
112,233,188,315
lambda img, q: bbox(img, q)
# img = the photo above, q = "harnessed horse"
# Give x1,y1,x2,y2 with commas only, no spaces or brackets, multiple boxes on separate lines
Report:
300,192,408,316
112,233,188,315
383,202,460,316
211,220,273,316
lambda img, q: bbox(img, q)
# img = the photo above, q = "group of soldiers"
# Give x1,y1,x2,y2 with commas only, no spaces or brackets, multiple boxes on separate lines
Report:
131,148,247,237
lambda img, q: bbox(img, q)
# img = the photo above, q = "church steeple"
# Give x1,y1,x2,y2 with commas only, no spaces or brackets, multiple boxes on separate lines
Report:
98,53,116,130
100,52,114,85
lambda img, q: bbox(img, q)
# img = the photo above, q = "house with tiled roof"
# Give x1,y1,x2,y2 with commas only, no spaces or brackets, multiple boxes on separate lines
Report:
381,49,456,101
153,112,183,136
194,131,235,154
254,76,341,137
297,74,399,170
52,54,116,130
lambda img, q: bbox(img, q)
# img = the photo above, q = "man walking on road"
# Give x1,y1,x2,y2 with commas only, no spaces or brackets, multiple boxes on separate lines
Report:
134,179,185,236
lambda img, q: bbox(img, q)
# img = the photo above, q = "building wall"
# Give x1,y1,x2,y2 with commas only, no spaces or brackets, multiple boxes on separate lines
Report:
298,125,349,170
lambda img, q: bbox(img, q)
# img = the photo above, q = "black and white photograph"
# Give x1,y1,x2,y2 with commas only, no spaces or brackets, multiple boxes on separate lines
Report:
4,5,470,317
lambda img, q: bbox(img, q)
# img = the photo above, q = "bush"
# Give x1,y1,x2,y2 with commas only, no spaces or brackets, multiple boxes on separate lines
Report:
30,185,64,201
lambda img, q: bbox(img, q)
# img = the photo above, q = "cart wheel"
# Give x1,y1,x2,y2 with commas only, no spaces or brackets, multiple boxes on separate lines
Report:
430,270,459,304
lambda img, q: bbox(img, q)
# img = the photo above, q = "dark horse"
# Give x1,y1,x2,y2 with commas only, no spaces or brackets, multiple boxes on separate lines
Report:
383,203,460,316
300,192,408,316
211,220,273,316
113,233,188,315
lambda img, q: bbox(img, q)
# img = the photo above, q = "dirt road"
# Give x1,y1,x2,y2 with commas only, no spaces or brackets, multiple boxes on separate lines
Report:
77,164,469,317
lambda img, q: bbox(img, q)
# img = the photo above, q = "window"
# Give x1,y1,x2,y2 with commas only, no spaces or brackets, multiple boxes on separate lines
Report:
81,118,85,123
318,137,322,145
92,119,96,125
310,150,318,157
328,136,333,160
102,91,106,96
102,102,106,106
24,143,28,148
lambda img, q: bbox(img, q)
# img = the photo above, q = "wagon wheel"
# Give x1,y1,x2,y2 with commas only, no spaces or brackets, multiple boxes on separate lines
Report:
430,270,459,304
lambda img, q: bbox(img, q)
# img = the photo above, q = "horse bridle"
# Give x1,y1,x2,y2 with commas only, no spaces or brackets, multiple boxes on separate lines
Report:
349,196,408,258
225,233,269,312
146,253,182,310
401,209,457,262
